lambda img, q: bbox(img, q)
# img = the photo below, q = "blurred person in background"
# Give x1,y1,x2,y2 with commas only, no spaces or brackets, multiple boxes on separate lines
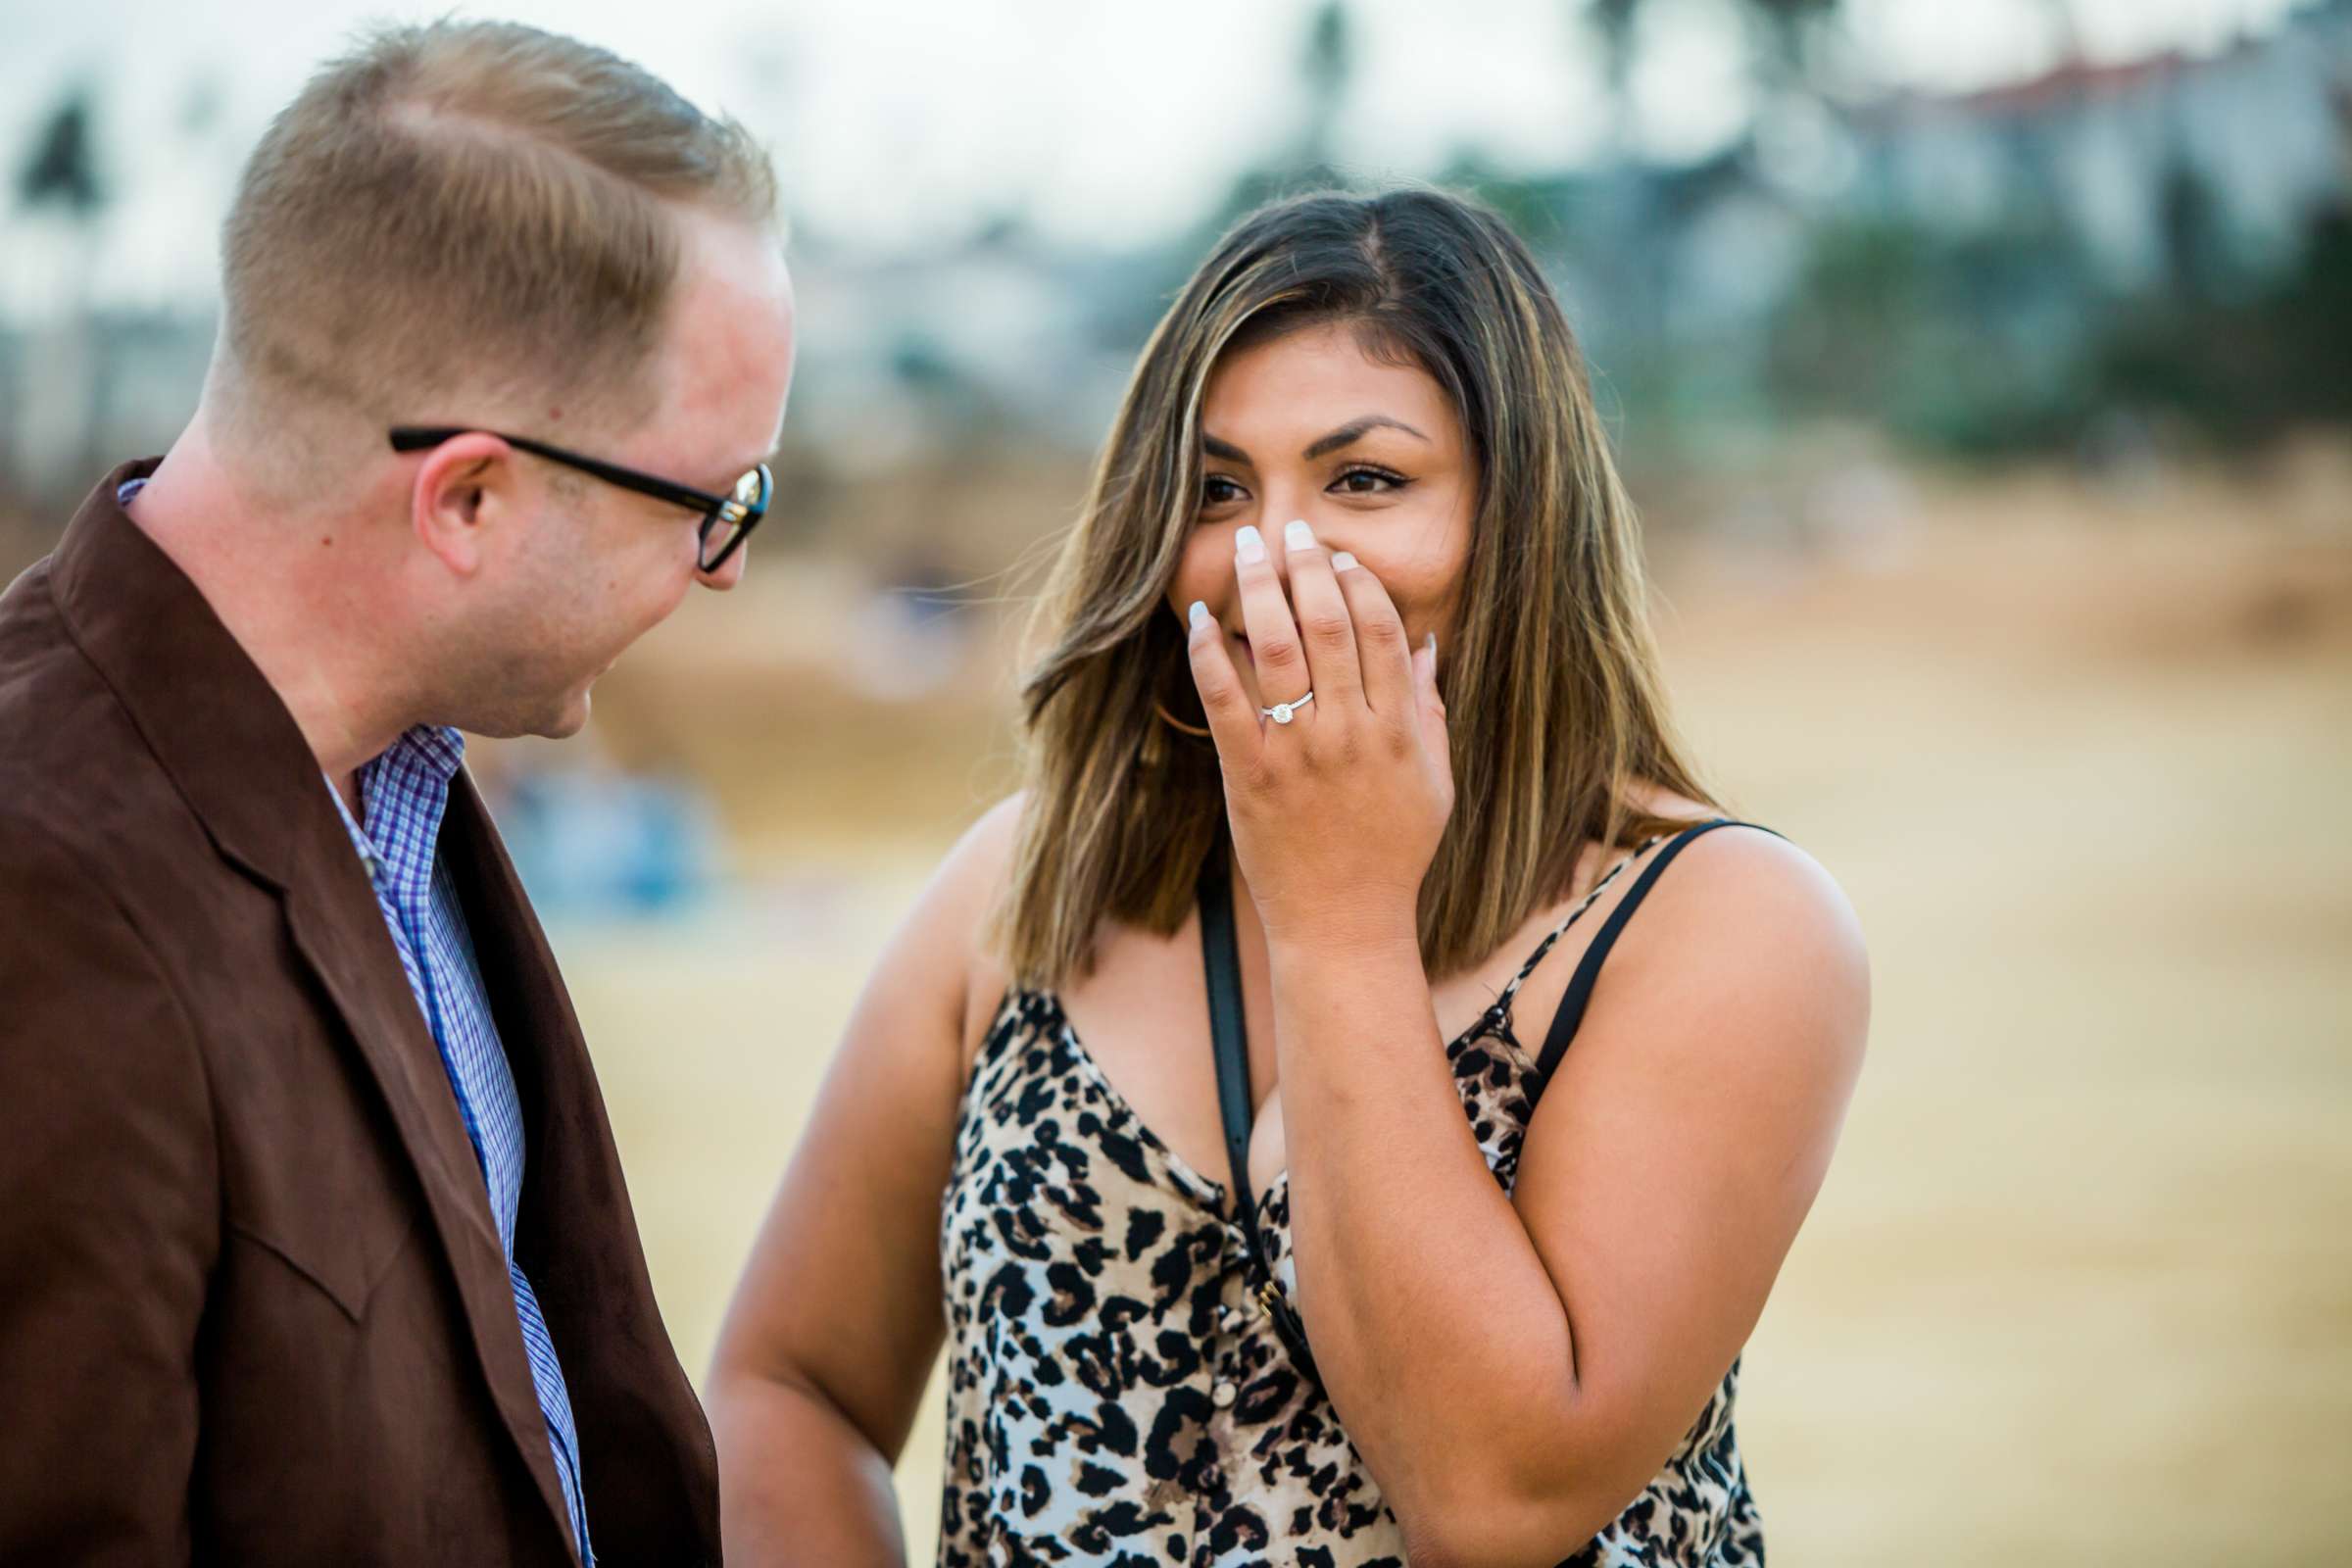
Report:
711,187,1867,1567
0,20,791,1566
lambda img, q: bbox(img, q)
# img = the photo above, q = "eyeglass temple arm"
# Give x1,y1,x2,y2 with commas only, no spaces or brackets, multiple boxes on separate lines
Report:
387,426,730,515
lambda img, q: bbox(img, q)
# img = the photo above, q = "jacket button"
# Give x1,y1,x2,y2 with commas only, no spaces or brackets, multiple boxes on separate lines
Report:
1211,1380,1238,1409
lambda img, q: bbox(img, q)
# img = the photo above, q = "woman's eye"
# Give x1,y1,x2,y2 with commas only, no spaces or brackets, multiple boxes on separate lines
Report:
1333,466,1406,495
1201,475,1247,507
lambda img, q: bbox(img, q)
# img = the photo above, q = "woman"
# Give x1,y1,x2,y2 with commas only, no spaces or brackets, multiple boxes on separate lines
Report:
709,187,1869,1567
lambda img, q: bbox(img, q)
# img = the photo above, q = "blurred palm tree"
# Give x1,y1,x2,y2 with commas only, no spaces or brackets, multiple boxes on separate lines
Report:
1742,0,1841,87
1298,0,1355,174
1193,0,1358,238
1590,0,1640,157
11,85,110,506
1581,0,1849,101
1578,0,1845,167
17,89,105,218
1586,0,2087,105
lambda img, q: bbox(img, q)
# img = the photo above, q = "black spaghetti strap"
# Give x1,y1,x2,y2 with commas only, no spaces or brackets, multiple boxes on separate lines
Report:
1196,858,1325,1390
1531,818,1783,1086
1197,858,1256,1217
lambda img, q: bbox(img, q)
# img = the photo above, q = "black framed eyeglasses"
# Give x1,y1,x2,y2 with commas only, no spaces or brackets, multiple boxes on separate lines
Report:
389,426,772,573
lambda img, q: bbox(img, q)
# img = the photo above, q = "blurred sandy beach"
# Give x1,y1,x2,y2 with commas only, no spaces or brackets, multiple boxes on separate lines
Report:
545,441,2352,1565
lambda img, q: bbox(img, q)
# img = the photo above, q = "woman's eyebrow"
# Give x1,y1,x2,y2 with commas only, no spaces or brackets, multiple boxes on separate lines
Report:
1303,415,1429,460
1202,432,1250,465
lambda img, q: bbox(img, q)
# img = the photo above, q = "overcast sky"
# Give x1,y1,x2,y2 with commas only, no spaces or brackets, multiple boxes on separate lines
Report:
0,0,2314,310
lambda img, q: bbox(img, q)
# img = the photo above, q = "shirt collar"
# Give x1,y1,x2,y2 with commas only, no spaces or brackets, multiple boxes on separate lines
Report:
324,725,468,893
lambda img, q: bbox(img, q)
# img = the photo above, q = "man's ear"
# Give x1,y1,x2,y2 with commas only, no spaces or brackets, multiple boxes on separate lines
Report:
408,432,519,576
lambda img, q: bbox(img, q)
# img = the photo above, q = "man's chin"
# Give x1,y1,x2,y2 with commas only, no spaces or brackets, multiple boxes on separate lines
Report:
467,688,592,743
534,688,593,740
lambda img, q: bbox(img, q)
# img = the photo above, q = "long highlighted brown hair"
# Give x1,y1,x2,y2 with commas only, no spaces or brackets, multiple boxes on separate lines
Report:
997,187,1715,986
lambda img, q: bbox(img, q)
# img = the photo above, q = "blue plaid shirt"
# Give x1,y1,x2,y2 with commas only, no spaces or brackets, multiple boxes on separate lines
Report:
325,728,595,1564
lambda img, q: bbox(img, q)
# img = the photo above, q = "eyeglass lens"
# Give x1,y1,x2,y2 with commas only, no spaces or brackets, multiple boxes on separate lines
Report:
698,467,766,569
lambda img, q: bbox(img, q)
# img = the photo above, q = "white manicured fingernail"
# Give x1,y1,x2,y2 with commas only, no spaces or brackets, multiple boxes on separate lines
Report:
1284,518,1315,551
1189,600,1210,630
1235,525,1266,564
1331,552,1357,571
1426,632,1439,660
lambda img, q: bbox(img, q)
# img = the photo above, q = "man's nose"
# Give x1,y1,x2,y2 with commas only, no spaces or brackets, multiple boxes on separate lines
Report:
696,545,749,592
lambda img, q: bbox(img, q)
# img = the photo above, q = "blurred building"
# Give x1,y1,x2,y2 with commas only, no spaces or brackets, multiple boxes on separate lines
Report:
3,1,2348,526
1850,0,2352,291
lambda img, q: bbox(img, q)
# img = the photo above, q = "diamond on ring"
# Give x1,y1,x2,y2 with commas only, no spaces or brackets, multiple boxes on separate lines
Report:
1260,690,1314,724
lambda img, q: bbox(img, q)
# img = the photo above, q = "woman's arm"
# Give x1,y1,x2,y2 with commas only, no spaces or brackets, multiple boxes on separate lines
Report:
707,798,1021,1567
1267,829,1866,1567
1185,529,1868,1568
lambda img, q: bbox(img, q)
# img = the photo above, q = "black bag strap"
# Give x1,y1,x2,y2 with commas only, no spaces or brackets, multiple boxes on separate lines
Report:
1196,857,1323,1389
1198,856,1259,1220
1532,818,1783,1084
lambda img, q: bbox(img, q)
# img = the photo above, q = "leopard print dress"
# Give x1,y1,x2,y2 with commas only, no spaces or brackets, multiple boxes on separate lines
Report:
937,833,1766,1567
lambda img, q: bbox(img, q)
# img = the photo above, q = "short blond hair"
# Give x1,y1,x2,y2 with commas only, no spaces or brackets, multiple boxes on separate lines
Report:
220,20,776,429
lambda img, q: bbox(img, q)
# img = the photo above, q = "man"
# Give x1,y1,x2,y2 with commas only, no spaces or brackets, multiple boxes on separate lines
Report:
0,21,794,1566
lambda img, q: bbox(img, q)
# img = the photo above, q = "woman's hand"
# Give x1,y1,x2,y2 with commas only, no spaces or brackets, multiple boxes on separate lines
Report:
1185,518,1453,949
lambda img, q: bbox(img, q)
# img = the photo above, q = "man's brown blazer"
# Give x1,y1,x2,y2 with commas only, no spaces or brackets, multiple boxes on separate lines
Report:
0,464,721,1565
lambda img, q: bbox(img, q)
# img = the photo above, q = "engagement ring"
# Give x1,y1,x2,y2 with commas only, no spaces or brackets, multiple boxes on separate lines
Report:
1260,691,1314,725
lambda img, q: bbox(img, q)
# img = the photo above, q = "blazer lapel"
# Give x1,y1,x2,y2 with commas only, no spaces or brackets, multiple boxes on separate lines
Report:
277,846,583,1559
438,775,722,1565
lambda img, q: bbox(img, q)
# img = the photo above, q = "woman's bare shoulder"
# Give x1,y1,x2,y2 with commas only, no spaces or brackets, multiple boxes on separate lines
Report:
921,792,1027,1063
926,791,1028,922
1494,784,1864,1066
1605,801,1871,1083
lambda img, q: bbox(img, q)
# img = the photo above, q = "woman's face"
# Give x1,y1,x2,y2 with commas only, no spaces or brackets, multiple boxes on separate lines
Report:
1168,319,1474,712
